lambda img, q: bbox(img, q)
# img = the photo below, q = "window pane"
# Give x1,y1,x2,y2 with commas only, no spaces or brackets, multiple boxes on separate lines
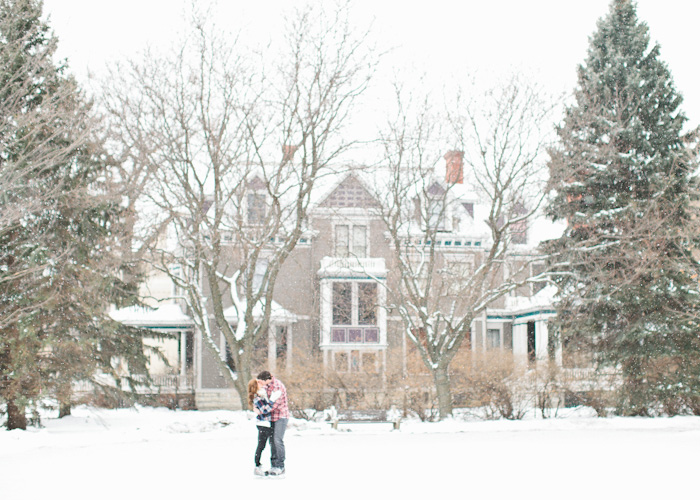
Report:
364,328,379,343
427,200,444,230
487,329,501,349
331,328,347,343
348,328,363,343
247,193,266,224
352,225,367,257
335,225,349,257
335,352,348,372
350,350,360,372
358,282,377,325
363,352,377,373
332,282,352,325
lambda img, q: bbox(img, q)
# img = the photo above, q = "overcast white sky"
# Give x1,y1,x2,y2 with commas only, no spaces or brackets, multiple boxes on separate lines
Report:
42,0,700,128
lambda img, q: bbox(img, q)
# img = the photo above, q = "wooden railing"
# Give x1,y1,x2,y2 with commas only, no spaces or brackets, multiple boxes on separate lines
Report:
72,373,195,394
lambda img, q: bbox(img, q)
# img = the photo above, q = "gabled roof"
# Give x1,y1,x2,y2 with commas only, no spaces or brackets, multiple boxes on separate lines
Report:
313,172,380,211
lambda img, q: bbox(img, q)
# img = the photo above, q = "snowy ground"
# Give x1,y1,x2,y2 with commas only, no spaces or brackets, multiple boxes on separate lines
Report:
1,406,698,499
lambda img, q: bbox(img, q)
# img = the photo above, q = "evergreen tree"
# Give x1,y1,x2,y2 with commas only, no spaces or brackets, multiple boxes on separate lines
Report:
544,0,700,415
0,0,149,429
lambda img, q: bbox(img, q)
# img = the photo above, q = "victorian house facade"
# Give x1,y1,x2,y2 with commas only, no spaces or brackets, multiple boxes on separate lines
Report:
112,154,562,410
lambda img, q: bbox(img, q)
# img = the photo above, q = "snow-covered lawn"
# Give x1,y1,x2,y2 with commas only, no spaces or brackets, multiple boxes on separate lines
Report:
1,406,697,499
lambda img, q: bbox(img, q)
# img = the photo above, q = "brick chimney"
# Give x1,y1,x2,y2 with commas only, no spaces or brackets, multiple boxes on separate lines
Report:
282,144,299,164
444,150,464,184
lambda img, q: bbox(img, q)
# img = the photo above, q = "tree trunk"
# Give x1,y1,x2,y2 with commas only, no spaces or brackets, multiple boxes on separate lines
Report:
7,399,27,430
232,350,253,410
433,366,453,420
59,401,72,418
234,371,250,410
57,383,72,418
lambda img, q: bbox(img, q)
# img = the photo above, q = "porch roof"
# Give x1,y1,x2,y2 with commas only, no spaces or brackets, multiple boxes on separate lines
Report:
223,299,298,325
109,303,194,328
504,284,557,317
318,256,387,279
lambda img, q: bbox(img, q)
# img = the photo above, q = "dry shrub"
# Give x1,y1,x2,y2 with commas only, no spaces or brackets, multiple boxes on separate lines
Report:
282,351,332,420
384,349,439,421
283,348,391,420
451,351,576,419
450,351,529,419
283,342,610,421
533,362,565,419
560,367,620,417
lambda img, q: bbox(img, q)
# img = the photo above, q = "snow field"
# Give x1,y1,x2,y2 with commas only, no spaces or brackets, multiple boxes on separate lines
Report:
1,406,698,499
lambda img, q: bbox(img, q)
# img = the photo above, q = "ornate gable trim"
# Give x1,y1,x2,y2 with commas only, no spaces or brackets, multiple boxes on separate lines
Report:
319,175,379,209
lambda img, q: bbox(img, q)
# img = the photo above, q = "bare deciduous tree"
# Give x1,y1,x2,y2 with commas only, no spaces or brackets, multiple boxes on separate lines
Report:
370,76,553,418
103,3,376,407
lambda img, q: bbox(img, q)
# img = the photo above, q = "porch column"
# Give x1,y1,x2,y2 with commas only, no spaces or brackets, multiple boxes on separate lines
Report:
179,330,187,388
195,328,202,390
512,322,528,367
320,279,332,346
320,279,332,372
555,329,563,366
535,319,549,361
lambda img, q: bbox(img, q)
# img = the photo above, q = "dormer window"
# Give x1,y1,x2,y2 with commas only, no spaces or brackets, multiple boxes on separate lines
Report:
427,199,447,232
422,182,450,232
247,193,266,225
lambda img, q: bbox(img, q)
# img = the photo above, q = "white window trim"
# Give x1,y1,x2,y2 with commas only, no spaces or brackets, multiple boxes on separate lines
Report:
482,324,504,351
320,278,387,349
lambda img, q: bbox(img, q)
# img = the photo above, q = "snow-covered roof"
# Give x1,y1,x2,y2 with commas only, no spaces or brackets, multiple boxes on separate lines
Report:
223,299,298,325
318,256,388,278
505,284,558,316
160,155,564,253
110,303,194,328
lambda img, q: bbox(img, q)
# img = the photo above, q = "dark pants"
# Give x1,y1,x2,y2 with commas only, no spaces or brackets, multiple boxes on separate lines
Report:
255,425,273,467
270,418,288,469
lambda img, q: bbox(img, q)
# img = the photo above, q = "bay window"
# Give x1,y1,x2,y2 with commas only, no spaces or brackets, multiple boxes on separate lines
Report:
330,281,378,344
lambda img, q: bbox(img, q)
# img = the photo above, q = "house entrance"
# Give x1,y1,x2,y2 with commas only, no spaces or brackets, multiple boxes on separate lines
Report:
527,321,536,362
